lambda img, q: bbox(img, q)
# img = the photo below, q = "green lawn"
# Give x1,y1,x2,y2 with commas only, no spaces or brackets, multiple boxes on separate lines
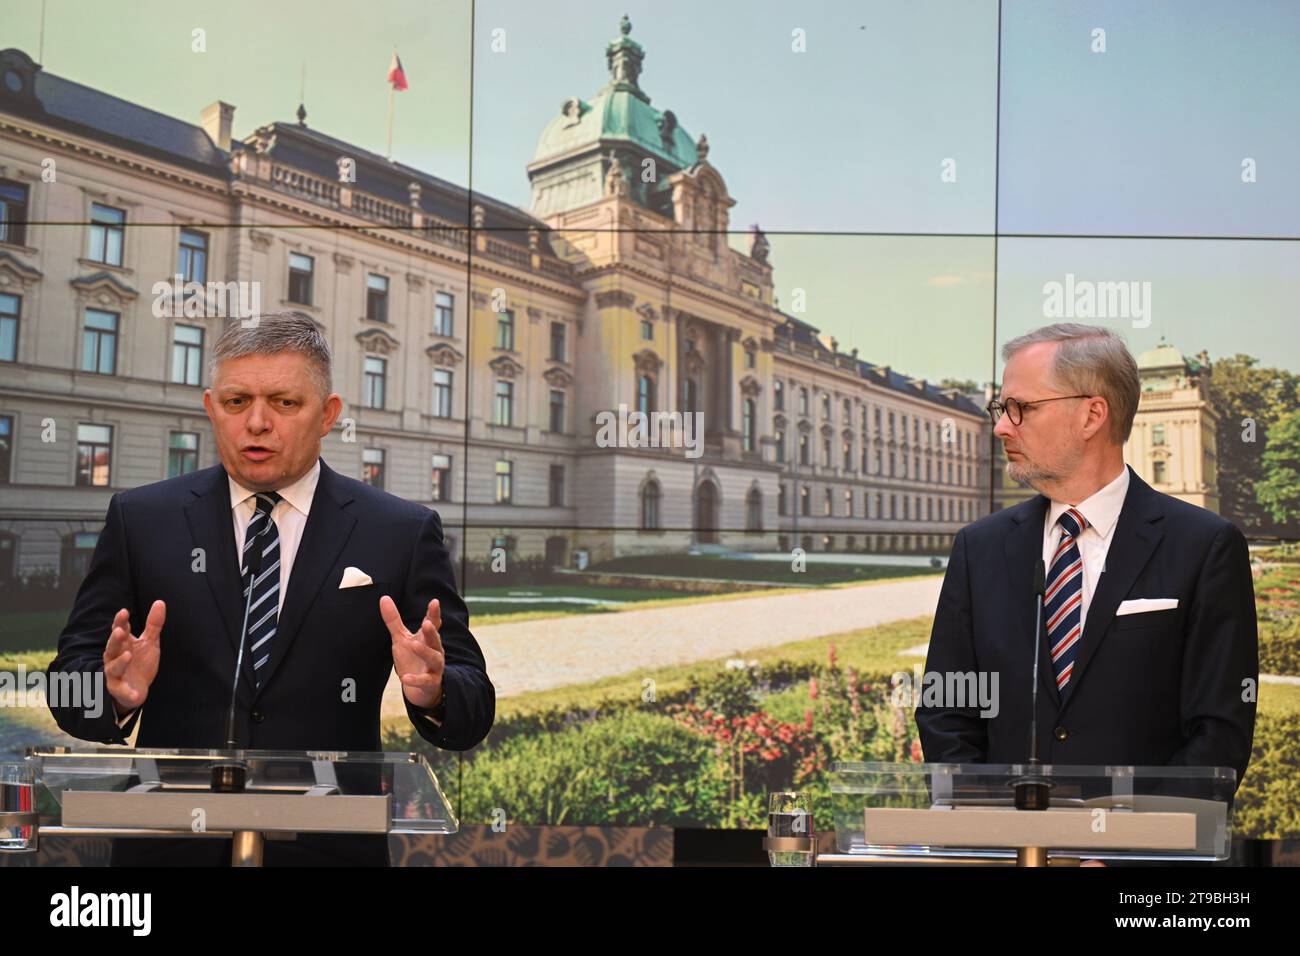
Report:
588,554,942,586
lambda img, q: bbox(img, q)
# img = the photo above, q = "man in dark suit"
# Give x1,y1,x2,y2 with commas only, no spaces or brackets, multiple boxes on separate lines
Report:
916,323,1257,795
47,312,494,866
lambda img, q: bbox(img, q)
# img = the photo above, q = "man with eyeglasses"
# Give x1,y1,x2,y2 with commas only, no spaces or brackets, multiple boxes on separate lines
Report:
916,323,1257,809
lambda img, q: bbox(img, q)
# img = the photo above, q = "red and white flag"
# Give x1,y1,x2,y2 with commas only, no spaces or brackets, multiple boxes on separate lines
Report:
387,52,408,92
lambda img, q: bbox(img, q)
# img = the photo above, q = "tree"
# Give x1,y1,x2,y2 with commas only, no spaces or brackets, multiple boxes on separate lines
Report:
1208,356,1300,534
1256,408,1300,526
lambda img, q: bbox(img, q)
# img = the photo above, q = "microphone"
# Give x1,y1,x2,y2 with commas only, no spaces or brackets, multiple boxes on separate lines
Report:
212,529,264,793
1014,558,1051,811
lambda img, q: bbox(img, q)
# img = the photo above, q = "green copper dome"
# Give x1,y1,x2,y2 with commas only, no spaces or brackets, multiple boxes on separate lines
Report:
529,16,700,216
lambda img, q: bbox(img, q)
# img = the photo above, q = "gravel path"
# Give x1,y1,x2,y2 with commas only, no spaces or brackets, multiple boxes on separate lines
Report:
383,575,945,714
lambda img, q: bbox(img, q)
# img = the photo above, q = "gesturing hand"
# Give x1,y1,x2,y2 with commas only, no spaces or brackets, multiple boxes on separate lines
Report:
103,600,165,714
380,595,445,711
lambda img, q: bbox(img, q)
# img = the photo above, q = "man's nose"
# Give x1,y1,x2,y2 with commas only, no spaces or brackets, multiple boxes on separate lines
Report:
246,399,271,431
993,414,1015,440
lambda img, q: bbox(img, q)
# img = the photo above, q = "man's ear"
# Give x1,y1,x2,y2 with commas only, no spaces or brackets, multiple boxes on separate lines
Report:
1083,396,1110,440
202,388,215,422
321,392,343,435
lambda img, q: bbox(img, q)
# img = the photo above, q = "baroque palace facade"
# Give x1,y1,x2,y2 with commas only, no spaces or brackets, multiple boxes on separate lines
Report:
0,24,1212,585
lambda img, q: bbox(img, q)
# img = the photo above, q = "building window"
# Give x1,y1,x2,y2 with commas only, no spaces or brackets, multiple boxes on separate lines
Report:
744,348,756,370
773,380,784,411
88,203,125,266
288,252,314,305
746,488,763,531
823,488,833,516
890,494,897,519
550,321,566,361
363,356,387,409
171,325,203,385
366,274,389,322
799,433,810,466
549,389,566,433
178,229,208,284
845,489,853,516
0,414,12,483
843,441,852,471
76,423,113,486
167,431,199,477
821,393,831,419
775,430,786,463
495,459,513,504
682,377,698,415
640,480,661,530
432,368,453,418
496,309,515,350
742,398,756,452
778,482,787,516
362,448,385,489
800,485,810,516
876,492,883,518
1153,424,1166,446
0,292,18,362
494,380,514,426
822,437,831,467
640,318,653,340
81,309,118,374
62,531,99,584
434,291,454,336
549,464,565,506
1153,460,1167,484
0,180,29,246
637,374,655,415
799,387,809,416
431,453,451,501
843,398,851,422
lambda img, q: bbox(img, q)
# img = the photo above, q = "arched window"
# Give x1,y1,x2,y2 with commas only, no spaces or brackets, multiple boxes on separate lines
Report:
640,480,661,530
637,374,656,415
746,487,763,532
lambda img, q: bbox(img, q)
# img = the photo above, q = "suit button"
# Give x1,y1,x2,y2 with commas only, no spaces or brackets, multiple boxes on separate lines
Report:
1053,726,1068,741
250,710,265,723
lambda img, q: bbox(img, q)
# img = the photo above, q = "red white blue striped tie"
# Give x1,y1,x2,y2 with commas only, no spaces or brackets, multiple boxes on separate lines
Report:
1046,508,1089,693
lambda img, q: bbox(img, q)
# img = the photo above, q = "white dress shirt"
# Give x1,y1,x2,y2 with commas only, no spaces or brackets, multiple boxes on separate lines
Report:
229,458,320,616
1040,464,1130,634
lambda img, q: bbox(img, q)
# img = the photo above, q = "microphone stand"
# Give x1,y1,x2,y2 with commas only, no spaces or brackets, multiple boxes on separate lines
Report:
211,534,263,793
1013,558,1051,811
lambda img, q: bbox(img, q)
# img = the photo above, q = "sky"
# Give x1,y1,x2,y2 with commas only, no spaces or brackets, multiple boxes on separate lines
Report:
5,0,1297,384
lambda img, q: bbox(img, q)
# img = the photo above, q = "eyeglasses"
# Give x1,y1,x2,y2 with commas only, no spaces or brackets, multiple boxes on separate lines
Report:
986,394,1092,426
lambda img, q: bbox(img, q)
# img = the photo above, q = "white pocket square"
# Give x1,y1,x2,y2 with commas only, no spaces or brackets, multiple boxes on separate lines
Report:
1116,598,1178,615
339,566,374,589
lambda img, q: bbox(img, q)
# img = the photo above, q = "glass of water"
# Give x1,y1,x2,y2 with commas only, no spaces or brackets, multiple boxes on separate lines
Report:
1,760,38,853
765,790,815,867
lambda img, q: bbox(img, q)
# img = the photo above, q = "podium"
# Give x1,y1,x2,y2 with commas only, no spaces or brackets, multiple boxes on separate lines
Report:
822,762,1236,867
23,747,456,866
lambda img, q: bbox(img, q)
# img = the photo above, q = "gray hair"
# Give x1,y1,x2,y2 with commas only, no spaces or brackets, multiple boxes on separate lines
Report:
1001,323,1140,444
209,311,333,397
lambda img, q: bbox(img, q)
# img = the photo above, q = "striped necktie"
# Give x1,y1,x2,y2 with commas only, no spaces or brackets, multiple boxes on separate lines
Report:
1046,507,1089,694
242,491,282,687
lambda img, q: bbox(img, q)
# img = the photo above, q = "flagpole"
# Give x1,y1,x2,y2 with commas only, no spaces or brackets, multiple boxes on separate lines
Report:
386,84,395,161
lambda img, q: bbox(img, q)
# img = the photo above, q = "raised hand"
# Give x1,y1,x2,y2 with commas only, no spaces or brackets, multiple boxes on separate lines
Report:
380,595,445,711
103,599,165,714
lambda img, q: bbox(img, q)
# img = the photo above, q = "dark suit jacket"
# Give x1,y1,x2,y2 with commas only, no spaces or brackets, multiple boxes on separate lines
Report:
47,456,494,865
915,465,1257,793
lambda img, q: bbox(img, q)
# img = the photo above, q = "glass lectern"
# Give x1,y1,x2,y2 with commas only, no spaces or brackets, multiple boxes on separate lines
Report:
17,747,457,866
825,762,1236,866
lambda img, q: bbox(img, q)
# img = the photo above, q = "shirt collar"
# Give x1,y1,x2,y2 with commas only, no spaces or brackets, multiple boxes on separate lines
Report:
228,457,321,518
1047,464,1129,539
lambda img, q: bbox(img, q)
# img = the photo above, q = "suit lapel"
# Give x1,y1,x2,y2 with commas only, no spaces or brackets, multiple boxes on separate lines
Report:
1003,491,1060,709
1058,465,1165,713
183,465,258,695
252,458,356,699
